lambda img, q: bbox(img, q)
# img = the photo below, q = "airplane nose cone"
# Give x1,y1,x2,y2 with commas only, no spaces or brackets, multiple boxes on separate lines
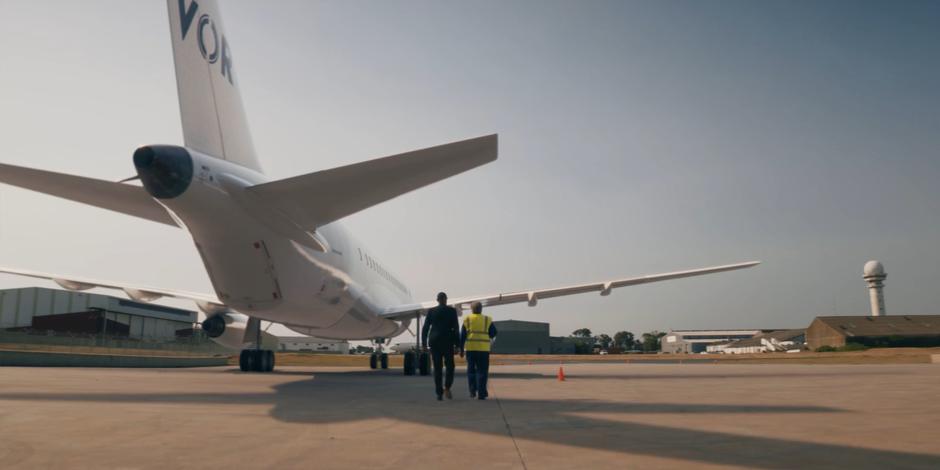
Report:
133,145,194,199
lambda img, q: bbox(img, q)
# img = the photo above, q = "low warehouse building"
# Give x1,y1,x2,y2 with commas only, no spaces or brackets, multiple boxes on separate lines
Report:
491,320,551,354
0,287,196,340
806,315,940,350
549,336,579,354
485,320,579,354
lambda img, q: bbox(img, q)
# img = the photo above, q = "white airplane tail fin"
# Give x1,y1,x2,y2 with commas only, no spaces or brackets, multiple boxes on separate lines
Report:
167,0,261,172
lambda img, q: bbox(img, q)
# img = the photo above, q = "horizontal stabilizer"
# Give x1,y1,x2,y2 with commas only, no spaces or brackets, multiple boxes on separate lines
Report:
247,134,498,230
0,163,177,226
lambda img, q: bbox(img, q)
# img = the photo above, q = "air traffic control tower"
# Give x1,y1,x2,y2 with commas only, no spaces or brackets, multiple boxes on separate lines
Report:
863,260,887,316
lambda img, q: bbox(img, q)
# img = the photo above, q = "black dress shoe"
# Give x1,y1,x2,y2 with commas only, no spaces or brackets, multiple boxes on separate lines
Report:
469,391,476,399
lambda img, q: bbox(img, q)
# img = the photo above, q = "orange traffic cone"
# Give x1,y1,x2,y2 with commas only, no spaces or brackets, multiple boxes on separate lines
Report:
557,366,566,381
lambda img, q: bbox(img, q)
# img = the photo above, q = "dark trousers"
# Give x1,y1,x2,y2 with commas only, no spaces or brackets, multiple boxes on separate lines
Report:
431,345,455,396
466,351,490,398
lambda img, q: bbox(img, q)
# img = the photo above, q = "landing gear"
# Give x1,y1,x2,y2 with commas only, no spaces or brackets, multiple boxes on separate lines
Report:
418,350,430,376
403,350,416,375
404,349,430,376
369,338,390,370
408,312,431,376
402,347,431,376
239,318,274,372
261,350,274,372
368,352,388,369
239,349,274,372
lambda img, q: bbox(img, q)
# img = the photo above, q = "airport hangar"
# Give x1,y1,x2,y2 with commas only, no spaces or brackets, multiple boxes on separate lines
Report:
0,286,198,340
806,315,940,350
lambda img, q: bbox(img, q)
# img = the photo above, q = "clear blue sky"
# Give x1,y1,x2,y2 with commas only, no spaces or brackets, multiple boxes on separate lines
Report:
1,1,938,339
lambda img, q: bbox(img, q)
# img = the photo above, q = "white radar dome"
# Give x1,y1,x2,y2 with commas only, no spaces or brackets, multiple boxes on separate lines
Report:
863,260,885,277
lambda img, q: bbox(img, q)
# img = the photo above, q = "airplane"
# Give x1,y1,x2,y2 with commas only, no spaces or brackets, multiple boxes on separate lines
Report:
0,0,759,373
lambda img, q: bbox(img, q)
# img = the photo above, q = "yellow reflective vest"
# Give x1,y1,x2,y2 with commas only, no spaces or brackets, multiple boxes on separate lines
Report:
463,313,492,352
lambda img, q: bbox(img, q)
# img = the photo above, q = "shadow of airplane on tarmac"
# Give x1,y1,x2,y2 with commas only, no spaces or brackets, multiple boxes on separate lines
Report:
2,368,938,469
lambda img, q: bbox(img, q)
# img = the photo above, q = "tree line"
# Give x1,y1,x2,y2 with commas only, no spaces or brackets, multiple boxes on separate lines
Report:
570,328,667,353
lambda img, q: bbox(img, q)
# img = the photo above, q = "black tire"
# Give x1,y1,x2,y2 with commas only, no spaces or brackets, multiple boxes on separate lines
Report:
418,351,430,376
239,350,250,372
258,350,272,372
403,351,416,375
380,353,389,369
246,350,259,372
369,353,378,369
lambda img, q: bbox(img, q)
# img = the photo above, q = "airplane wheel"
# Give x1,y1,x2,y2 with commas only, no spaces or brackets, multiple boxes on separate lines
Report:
239,350,250,372
259,350,272,372
418,351,430,376
266,350,276,372
380,353,388,369
403,351,416,375
240,350,274,372
369,353,378,369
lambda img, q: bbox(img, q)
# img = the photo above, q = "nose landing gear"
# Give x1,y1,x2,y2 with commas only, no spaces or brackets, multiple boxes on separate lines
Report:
369,338,389,369
369,351,389,369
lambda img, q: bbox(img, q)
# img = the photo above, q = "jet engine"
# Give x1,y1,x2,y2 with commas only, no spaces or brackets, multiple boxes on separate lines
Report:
201,312,249,351
202,312,278,351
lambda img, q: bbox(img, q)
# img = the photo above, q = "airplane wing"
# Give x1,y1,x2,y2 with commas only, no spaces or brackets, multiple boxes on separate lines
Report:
0,162,178,227
0,266,224,314
247,134,497,231
379,261,760,320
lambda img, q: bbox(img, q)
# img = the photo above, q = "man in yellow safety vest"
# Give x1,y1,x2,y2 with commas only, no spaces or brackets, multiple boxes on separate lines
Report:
460,301,498,400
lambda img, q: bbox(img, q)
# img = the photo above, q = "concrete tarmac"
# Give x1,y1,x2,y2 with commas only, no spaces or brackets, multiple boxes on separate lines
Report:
1,362,939,469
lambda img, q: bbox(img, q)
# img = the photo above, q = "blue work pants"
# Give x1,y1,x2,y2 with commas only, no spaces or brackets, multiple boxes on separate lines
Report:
466,351,490,398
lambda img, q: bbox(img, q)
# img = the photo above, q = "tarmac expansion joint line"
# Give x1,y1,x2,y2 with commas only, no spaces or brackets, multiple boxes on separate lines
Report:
493,383,529,470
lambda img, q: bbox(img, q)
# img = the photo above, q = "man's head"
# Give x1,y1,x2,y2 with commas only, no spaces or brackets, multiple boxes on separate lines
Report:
471,301,483,314
437,292,447,305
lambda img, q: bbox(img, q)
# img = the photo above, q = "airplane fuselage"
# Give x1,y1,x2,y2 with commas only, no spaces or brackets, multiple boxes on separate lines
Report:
141,146,414,340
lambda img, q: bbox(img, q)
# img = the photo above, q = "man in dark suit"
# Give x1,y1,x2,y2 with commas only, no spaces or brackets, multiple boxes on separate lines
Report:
421,292,460,400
